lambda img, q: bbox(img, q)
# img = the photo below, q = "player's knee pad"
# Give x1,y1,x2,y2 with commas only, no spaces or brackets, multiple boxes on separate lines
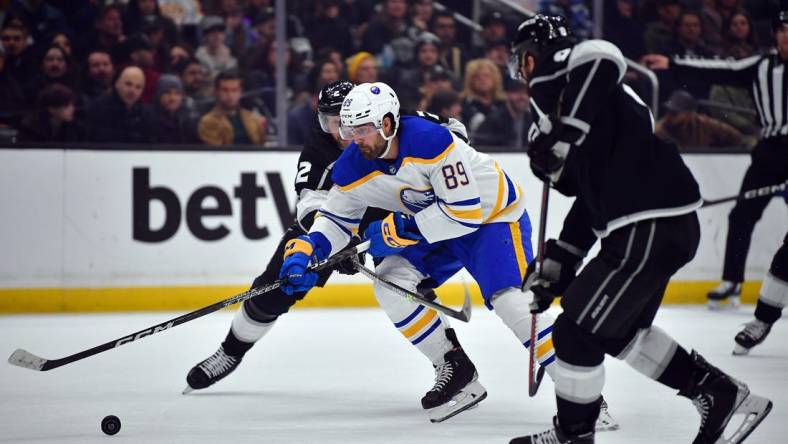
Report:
231,301,277,343
373,256,453,364
491,288,556,368
554,357,605,405
760,272,788,308
552,315,604,367
614,325,678,380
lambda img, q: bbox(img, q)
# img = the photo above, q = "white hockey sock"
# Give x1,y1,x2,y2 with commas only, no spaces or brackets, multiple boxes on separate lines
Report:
615,325,678,380
760,272,788,308
374,256,454,365
491,288,556,373
230,304,276,343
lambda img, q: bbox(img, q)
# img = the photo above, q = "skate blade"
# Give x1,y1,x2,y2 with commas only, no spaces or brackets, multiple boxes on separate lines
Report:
595,412,620,432
182,386,194,395
428,381,487,423
732,345,750,356
718,393,773,444
708,297,740,311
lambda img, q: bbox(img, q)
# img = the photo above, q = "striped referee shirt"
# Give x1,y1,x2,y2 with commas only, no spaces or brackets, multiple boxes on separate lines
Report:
672,51,788,140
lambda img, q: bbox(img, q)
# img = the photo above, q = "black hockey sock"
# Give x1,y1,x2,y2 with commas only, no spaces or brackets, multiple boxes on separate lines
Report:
657,345,693,391
221,329,255,357
556,395,600,435
754,299,782,325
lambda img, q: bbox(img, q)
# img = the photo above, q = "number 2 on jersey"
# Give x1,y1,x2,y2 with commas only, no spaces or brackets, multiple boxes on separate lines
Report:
442,162,469,189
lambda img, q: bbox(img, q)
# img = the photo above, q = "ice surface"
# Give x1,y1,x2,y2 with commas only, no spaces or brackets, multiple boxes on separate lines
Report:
0,305,785,443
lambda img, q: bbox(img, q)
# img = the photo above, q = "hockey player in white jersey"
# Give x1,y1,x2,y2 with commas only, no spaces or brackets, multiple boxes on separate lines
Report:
277,81,569,424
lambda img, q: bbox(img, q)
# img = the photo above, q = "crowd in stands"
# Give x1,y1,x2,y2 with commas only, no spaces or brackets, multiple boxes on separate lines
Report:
0,0,781,149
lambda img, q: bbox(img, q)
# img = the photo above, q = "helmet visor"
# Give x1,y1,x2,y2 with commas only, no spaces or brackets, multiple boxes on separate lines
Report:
318,112,341,134
507,52,523,80
339,122,377,140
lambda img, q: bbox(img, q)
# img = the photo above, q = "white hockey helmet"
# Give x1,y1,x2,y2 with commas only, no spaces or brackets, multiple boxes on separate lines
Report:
339,82,401,144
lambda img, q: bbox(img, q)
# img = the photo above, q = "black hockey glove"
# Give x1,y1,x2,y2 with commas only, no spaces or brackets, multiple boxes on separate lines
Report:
334,236,366,275
528,121,573,184
522,239,586,313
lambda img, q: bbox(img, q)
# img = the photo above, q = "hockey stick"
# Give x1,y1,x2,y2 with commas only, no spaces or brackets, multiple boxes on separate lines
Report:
701,179,788,208
351,257,472,322
523,181,551,397
7,241,371,372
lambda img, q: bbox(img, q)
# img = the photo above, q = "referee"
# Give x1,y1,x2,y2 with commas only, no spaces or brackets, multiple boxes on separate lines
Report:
643,9,788,308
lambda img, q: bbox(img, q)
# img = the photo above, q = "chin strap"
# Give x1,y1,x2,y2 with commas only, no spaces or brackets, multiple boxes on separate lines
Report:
376,127,396,159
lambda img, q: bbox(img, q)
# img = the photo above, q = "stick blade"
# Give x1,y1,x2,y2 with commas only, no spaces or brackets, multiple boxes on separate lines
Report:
459,280,473,322
8,349,48,371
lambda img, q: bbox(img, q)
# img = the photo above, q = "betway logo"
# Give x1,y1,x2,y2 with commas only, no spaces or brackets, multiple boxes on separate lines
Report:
132,168,295,242
115,322,175,347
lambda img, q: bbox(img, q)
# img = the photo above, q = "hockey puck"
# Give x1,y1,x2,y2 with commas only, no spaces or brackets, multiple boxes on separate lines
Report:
101,415,121,435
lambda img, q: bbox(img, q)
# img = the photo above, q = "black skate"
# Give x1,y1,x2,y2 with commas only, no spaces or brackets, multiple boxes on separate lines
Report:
707,281,742,310
510,417,595,444
421,347,487,423
680,351,772,444
733,319,772,356
183,346,242,394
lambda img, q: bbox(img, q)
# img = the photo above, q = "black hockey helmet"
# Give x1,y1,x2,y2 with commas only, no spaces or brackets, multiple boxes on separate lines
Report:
508,14,573,80
774,9,788,32
318,80,354,134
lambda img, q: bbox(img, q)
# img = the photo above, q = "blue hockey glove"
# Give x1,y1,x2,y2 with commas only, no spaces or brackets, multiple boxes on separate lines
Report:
279,235,319,296
522,239,586,313
364,212,423,257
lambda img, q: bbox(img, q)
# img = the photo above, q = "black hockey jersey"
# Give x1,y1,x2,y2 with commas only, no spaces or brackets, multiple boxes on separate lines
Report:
528,39,702,245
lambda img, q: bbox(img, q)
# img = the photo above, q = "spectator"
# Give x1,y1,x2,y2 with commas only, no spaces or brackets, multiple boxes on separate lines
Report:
0,45,26,129
306,58,341,93
17,84,83,143
198,70,266,146
86,66,152,143
124,0,179,47
1,19,37,84
426,88,461,120
287,84,319,146
670,11,716,57
604,0,647,59
158,0,204,47
417,65,456,110
23,44,79,103
316,46,345,74
48,31,74,58
221,0,255,57
459,58,507,136
123,35,162,104
306,0,354,58
346,51,378,84
9,0,69,47
484,38,511,80
723,10,760,58
539,0,592,41
81,50,115,104
430,11,467,81
169,44,192,70
249,7,275,50
77,5,125,61
411,0,435,33
175,57,210,115
475,80,533,149
243,39,308,115
394,32,443,109
196,16,238,86
473,11,509,57
148,74,199,144
701,0,743,54
645,0,682,54
361,0,415,58
655,90,745,148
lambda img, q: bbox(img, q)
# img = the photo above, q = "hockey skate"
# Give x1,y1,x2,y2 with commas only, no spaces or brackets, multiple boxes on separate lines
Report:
510,417,595,444
183,346,242,394
707,281,742,310
421,347,487,423
595,398,619,432
733,319,772,355
680,351,772,444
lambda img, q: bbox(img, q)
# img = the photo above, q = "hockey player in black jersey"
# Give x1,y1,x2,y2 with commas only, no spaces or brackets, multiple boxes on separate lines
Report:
507,15,772,444
183,81,484,423
642,9,788,310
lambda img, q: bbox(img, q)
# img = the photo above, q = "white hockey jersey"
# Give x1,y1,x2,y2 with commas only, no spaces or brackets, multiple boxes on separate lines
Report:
309,116,527,257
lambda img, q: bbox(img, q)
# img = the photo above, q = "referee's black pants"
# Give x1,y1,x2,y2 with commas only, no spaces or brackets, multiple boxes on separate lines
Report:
551,213,700,429
722,136,788,283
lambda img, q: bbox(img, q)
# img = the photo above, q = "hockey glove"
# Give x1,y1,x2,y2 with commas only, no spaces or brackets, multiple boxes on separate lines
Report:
279,235,319,296
364,212,423,257
334,235,365,275
528,121,573,184
522,239,586,313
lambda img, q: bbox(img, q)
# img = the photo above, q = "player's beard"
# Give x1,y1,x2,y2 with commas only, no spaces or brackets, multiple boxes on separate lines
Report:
358,137,386,160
